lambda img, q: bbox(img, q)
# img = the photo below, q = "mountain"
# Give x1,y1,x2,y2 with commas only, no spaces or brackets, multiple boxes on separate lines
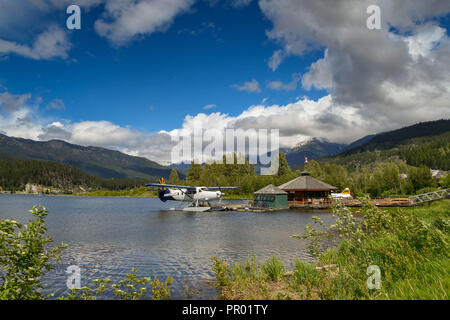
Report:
342,134,376,152
0,134,178,181
341,119,450,155
283,138,347,167
169,162,191,174
316,119,450,171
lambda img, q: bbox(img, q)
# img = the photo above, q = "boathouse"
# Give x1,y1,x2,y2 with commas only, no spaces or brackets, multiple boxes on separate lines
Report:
278,171,337,208
253,184,288,209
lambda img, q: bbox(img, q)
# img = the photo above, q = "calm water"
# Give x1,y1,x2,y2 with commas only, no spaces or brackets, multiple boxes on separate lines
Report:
0,194,334,299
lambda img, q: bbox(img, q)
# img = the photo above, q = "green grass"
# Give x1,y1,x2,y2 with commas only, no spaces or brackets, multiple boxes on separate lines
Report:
78,187,157,198
212,200,450,300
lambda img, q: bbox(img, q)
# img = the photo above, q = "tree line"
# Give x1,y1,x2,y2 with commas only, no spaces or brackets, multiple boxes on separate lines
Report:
1,152,447,197
180,152,448,197
0,158,148,193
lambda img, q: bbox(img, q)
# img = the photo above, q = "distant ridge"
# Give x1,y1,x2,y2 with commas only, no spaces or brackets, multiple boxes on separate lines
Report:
283,138,347,167
0,134,179,180
340,119,450,155
304,119,450,171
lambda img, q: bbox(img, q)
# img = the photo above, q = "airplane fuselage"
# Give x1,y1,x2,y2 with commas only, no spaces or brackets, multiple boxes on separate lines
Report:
160,187,223,202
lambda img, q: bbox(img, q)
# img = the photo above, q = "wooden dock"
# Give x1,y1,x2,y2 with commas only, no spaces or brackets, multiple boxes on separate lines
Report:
288,198,417,209
288,188,450,209
218,189,450,212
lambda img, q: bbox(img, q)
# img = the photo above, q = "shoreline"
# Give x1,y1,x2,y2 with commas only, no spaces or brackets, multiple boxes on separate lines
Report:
0,191,252,200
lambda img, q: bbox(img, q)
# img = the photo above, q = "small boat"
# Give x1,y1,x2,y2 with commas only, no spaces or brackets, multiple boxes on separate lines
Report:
331,187,353,199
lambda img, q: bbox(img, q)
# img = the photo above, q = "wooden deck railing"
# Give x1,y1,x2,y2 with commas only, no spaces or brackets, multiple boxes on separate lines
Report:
288,197,414,208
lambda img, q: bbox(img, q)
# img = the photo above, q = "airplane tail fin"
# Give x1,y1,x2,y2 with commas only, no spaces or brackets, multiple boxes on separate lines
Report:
158,177,169,201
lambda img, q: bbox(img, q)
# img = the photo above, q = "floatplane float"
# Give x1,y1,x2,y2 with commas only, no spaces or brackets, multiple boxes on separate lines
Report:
145,178,238,212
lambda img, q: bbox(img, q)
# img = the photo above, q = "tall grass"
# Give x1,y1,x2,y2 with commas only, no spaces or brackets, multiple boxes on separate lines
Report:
212,200,450,300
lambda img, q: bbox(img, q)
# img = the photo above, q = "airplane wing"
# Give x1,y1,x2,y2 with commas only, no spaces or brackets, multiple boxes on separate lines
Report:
205,187,238,190
144,183,197,190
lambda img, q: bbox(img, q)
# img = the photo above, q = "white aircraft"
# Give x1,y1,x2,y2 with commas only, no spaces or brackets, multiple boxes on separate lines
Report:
145,178,238,212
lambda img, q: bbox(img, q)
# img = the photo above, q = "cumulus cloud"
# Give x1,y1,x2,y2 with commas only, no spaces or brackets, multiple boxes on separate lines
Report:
267,73,301,91
0,92,32,112
95,0,195,46
0,26,71,60
232,79,261,93
268,49,285,71
38,122,72,141
259,0,450,130
0,0,195,59
231,0,252,8
45,98,66,110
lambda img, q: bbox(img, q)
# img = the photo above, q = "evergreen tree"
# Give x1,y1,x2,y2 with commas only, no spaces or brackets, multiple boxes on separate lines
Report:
186,161,203,182
408,165,433,192
169,169,180,184
277,152,292,176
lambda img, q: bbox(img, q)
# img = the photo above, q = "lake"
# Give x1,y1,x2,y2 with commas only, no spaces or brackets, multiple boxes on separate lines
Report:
0,194,335,299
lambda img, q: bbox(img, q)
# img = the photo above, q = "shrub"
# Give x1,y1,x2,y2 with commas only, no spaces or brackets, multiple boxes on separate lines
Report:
211,256,232,287
0,206,67,299
261,257,284,281
294,261,320,287
0,206,172,300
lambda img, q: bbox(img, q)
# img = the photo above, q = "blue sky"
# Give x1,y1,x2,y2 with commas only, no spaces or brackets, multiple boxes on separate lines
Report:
1,1,450,164
0,1,325,132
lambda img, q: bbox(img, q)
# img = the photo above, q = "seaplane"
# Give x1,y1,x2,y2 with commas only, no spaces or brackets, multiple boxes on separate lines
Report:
145,178,238,212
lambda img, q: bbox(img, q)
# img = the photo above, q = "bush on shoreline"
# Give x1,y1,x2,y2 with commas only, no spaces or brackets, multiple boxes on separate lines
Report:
212,200,450,300
0,206,172,300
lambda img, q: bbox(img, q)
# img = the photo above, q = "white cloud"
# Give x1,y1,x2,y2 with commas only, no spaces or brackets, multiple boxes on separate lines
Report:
259,0,450,128
0,92,32,112
69,121,138,148
267,73,300,91
0,26,71,60
95,0,195,46
0,0,195,59
231,0,252,8
203,104,217,110
45,98,66,110
403,24,446,61
232,79,261,93
268,49,285,71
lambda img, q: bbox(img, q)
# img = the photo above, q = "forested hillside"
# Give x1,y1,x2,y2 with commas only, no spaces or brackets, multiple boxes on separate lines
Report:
313,131,450,171
0,134,175,180
0,158,149,193
341,119,450,155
